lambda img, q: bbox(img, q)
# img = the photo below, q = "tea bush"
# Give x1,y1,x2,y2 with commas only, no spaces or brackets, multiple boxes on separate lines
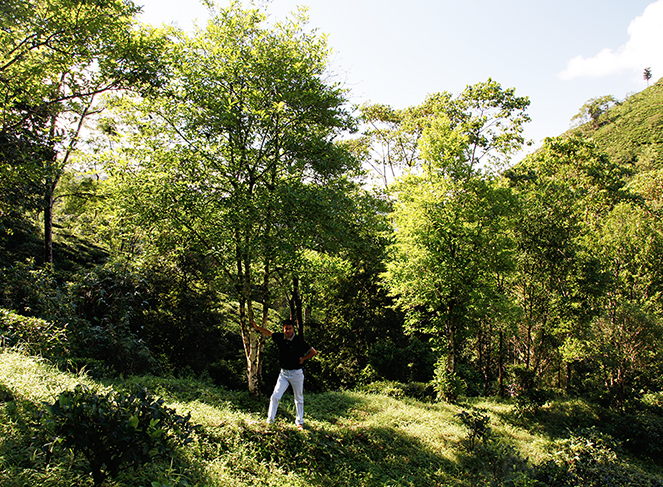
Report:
0,308,68,359
609,407,663,461
533,428,662,486
456,409,492,451
0,261,71,322
433,358,467,402
45,384,197,487
509,364,549,415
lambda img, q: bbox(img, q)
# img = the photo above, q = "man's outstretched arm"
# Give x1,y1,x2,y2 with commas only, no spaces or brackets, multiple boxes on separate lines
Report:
251,321,272,337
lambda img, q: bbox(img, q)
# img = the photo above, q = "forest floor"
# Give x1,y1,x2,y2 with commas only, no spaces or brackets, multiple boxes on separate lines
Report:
1,349,662,486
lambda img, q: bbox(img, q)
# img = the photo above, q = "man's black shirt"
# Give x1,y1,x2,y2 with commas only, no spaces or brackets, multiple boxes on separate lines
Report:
272,333,312,370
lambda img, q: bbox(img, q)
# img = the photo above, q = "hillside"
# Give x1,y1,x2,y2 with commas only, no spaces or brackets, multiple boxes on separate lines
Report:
571,77,663,174
2,349,662,487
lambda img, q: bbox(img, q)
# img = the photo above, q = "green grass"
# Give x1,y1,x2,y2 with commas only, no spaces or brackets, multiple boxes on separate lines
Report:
1,349,662,487
570,77,663,172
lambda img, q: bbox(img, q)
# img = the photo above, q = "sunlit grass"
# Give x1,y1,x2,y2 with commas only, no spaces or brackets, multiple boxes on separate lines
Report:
0,349,97,402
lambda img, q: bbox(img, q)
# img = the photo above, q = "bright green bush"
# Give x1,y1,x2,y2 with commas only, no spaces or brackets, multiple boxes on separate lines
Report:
0,308,68,359
432,359,467,402
45,384,197,487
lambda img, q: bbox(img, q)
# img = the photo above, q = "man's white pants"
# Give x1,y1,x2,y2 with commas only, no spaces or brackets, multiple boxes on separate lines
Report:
268,368,305,426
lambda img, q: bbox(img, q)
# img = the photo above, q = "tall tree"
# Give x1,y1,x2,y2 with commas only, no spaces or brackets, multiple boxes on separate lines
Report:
505,135,628,387
105,3,364,395
587,201,663,401
381,80,530,379
576,166,663,401
0,0,167,264
570,95,618,129
360,78,531,185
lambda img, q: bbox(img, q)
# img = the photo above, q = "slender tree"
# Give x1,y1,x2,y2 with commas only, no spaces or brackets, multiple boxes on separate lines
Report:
381,80,529,381
505,135,628,388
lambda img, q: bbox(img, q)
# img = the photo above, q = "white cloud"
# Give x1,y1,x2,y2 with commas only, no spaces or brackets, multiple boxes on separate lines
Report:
558,0,663,80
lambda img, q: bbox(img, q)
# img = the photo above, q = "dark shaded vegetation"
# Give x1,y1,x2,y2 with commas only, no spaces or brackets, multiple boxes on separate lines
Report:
45,385,196,487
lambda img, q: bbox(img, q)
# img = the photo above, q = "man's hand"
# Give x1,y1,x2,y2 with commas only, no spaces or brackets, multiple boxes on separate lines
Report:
299,347,317,364
251,320,272,337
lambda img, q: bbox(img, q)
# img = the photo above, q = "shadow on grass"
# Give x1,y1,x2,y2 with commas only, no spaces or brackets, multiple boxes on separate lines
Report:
1,378,220,487
492,397,602,439
161,385,464,486
113,375,376,425
0,392,92,485
237,421,462,487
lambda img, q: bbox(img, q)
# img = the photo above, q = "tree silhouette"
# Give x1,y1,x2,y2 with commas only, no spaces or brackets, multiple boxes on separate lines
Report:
644,67,652,86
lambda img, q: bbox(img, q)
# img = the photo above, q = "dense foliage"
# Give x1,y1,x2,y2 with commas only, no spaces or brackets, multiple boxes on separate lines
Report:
1,0,663,471
46,384,196,486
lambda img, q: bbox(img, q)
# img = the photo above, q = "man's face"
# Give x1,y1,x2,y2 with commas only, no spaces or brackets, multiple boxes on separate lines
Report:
283,324,295,339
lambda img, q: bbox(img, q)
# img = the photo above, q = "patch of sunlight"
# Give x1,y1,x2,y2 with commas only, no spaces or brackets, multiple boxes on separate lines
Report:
0,349,97,402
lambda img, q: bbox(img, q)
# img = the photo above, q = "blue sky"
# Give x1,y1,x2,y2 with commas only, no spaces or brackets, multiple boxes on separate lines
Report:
137,0,663,158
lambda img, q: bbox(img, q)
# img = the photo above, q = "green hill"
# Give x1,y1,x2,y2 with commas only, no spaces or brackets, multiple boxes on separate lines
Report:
570,77,663,174
1,349,662,486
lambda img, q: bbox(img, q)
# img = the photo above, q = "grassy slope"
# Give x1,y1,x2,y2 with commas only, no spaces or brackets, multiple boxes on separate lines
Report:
570,77,663,173
2,350,662,487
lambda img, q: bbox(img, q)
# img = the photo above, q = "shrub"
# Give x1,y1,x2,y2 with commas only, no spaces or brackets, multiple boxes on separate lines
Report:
470,441,538,487
456,410,492,451
368,336,435,383
457,409,539,486
533,427,662,486
509,364,548,415
72,321,161,377
66,263,162,376
432,359,467,402
0,260,73,322
45,384,197,487
610,408,663,461
0,308,68,359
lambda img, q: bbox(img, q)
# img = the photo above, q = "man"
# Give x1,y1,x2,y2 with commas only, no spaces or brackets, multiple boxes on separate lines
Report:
252,318,317,430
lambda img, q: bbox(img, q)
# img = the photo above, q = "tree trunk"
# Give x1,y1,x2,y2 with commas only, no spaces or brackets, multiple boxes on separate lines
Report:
238,242,263,397
498,329,505,397
43,173,59,265
485,321,492,393
447,319,456,375
246,340,262,396
290,276,304,337
43,184,54,265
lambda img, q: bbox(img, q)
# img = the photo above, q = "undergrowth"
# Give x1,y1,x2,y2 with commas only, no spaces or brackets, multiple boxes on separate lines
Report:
1,349,662,486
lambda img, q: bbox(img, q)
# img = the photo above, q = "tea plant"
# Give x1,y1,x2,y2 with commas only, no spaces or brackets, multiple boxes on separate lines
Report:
456,409,492,451
45,384,197,487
